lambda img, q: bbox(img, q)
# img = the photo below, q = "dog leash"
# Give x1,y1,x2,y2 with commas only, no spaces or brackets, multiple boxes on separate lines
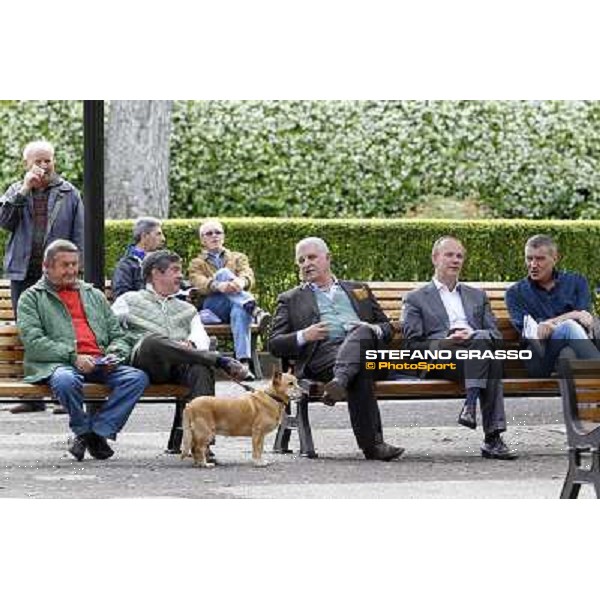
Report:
222,371,287,405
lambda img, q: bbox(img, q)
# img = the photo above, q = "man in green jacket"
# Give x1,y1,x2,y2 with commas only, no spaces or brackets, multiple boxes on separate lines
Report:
17,239,149,461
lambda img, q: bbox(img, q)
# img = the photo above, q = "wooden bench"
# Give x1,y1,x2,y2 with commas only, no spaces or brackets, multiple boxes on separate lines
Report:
558,359,600,498
0,325,189,452
273,281,560,458
0,279,264,378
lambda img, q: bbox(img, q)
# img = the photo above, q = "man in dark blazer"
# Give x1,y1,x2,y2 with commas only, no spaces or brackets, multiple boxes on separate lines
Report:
403,236,517,460
269,237,404,461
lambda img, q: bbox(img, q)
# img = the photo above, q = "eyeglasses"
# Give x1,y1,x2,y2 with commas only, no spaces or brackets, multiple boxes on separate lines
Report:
202,230,224,237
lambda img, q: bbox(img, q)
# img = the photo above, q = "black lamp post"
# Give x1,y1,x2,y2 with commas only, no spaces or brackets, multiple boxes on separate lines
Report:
83,100,105,290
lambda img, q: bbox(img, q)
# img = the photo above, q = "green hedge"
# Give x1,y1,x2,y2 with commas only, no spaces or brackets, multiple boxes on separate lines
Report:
101,218,600,312
3,218,600,311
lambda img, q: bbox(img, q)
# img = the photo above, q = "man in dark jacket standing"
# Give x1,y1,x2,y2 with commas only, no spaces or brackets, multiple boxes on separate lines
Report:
0,140,84,413
111,217,165,298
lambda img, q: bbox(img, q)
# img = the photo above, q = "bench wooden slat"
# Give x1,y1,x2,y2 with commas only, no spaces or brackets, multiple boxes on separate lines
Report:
373,377,559,398
0,381,188,398
578,408,600,421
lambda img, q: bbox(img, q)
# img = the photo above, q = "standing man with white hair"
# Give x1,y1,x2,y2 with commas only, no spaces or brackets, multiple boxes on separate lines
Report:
0,140,84,413
112,216,165,298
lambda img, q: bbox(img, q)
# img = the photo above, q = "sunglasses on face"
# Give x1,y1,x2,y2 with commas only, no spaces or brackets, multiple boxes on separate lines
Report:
203,230,224,237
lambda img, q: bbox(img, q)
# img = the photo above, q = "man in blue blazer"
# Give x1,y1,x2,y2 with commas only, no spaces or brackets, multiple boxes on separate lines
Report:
402,236,517,460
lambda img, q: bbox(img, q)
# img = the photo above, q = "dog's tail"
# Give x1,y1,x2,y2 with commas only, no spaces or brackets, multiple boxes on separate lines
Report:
181,405,192,460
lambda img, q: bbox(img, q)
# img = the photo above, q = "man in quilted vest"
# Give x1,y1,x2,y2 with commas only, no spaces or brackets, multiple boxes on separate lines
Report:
112,250,249,453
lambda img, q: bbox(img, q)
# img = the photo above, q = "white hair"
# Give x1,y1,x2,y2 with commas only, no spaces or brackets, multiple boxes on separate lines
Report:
23,140,55,161
199,219,224,236
295,237,330,258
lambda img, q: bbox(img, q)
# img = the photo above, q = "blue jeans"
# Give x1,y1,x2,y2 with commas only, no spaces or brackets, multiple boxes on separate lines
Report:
202,268,254,359
49,365,149,439
528,319,600,377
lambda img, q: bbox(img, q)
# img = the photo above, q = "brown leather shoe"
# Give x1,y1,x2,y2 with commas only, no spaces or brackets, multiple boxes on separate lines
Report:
10,401,46,414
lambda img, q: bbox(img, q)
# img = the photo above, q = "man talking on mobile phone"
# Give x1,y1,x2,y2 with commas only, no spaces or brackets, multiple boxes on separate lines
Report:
0,140,84,414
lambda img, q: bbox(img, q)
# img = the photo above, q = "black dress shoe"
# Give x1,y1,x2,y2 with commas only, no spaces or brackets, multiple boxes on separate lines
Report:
363,442,405,462
323,379,347,406
481,437,518,460
458,403,477,429
68,434,88,461
87,433,114,460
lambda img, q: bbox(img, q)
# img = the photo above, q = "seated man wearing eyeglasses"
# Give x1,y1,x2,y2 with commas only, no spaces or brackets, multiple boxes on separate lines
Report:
188,220,271,380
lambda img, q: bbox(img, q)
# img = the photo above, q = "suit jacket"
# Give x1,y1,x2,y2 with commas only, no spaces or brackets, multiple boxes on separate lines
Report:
402,281,501,353
269,280,392,378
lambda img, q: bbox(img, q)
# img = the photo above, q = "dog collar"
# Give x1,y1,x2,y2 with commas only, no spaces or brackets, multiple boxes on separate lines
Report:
228,379,287,405
263,390,287,405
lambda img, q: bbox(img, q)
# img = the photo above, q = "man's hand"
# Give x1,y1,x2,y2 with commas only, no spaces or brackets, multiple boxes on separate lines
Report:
75,354,96,374
20,166,45,194
575,310,594,329
229,277,245,292
303,322,329,342
538,321,555,339
217,281,239,294
448,328,473,341
177,340,194,348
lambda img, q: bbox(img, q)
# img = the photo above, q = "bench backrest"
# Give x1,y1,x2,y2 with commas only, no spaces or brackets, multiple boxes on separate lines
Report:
367,281,517,341
0,326,24,379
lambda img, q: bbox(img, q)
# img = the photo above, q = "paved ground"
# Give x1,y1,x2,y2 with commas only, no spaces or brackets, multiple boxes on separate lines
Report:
0,380,593,498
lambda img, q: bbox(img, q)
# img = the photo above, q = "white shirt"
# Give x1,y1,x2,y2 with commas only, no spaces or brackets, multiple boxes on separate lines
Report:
432,277,472,332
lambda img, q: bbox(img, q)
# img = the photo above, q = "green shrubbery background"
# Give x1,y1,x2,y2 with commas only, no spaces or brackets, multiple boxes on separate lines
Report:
3,101,600,219
1,218,599,311
81,218,600,311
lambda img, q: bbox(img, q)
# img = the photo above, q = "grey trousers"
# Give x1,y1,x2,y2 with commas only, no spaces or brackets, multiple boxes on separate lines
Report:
427,331,507,435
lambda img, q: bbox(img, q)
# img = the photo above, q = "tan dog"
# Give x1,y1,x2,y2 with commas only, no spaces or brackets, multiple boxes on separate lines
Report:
181,370,302,467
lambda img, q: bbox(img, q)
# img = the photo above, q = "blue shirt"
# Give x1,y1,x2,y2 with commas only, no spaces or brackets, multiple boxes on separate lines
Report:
505,270,592,333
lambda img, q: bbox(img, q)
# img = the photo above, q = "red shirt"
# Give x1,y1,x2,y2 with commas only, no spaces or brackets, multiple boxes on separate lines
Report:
57,289,102,356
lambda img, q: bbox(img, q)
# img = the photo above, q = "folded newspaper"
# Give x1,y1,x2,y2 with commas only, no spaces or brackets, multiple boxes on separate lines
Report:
523,314,543,354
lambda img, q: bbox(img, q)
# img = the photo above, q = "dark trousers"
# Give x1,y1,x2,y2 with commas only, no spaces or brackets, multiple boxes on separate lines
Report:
132,334,216,399
133,334,218,452
306,325,385,450
11,275,39,318
426,332,507,435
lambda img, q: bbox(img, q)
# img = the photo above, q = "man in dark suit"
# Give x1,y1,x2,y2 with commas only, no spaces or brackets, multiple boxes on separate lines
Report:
402,236,517,460
269,237,404,461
